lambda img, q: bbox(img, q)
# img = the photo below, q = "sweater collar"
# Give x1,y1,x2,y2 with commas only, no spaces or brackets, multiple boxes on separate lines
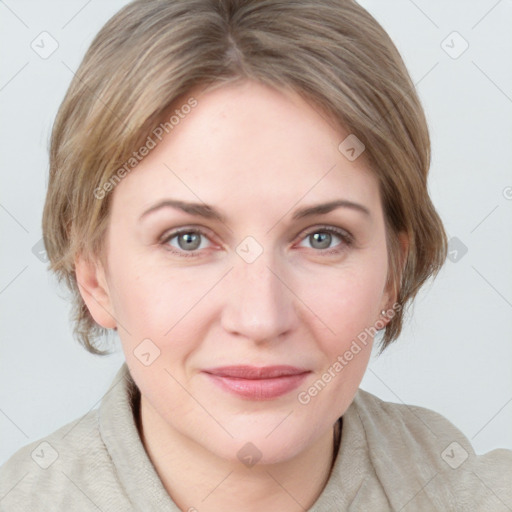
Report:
99,363,181,511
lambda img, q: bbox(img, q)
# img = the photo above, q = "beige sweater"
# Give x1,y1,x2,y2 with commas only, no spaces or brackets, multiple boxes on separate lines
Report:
1,363,511,511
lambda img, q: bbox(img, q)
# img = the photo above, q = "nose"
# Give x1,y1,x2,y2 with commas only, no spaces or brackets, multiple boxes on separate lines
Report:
220,247,297,344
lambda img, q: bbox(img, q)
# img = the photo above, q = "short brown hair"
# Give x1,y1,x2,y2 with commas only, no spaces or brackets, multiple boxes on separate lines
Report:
42,0,447,355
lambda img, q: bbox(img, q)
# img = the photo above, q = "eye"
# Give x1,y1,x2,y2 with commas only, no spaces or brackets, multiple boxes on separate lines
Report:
160,227,213,257
296,225,354,255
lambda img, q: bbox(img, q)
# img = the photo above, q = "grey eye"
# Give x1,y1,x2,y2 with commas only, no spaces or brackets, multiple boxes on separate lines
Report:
308,232,333,250
176,232,202,251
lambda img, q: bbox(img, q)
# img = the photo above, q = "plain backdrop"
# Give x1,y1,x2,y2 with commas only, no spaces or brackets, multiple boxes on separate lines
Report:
1,0,511,467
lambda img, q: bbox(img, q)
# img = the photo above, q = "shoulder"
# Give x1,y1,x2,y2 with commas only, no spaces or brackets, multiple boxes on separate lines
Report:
349,389,512,511
0,408,130,511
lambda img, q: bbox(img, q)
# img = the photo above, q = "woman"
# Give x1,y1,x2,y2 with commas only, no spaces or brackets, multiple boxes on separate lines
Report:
1,0,510,510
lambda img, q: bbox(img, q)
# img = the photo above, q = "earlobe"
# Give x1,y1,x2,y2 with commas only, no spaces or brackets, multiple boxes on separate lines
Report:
74,253,117,329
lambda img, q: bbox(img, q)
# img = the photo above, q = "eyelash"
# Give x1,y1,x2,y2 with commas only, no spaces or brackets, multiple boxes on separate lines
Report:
159,225,354,259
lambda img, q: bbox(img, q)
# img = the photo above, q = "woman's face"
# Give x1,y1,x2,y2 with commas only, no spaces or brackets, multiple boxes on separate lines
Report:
82,80,396,464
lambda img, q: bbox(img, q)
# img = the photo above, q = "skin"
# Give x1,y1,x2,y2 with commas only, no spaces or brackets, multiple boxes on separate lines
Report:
76,79,407,511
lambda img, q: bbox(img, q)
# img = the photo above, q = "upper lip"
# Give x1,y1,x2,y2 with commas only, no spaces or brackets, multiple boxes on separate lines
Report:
202,365,310,379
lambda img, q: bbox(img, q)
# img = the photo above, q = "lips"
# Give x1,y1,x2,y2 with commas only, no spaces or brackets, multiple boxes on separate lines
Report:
201,365,311,400
202,365,310,379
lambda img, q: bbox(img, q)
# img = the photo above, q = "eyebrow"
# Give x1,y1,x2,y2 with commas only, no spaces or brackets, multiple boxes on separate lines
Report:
139,198,371,223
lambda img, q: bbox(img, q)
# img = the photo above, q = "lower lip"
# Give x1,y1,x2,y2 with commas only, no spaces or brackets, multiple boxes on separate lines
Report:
203,372,310,400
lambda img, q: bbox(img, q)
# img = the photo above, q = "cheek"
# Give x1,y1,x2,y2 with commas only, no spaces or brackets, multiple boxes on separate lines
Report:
298,266,384,410
104,237,171,337
106,243,215,350
302,257,388,342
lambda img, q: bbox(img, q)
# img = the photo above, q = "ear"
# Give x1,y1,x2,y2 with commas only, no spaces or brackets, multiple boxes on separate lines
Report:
74,252,117,329
379,231,409,320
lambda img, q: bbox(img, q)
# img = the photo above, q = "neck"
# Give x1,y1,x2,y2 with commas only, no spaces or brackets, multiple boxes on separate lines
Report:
137,394,340,512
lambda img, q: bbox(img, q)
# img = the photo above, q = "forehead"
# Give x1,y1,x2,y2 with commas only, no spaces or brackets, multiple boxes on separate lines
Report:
110,80,380,219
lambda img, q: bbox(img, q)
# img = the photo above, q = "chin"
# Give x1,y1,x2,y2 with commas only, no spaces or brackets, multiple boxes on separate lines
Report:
206,427,312,467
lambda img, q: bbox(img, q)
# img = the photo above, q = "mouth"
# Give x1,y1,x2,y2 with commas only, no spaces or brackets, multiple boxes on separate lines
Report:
201,365,311,400
202,365,310,379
